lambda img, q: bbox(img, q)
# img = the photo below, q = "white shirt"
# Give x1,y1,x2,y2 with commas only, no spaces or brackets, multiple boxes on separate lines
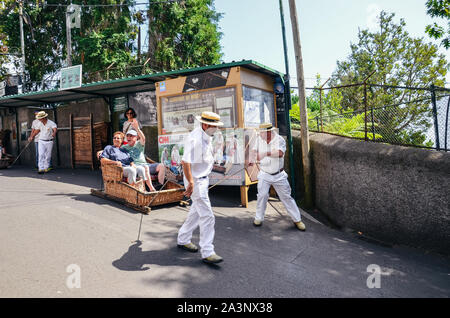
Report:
35,119,57,141
31,119,41,142
252,133,286,174
182,127,214,178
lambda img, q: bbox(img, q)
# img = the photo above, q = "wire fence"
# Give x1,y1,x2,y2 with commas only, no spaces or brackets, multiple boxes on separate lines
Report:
291,84,450,152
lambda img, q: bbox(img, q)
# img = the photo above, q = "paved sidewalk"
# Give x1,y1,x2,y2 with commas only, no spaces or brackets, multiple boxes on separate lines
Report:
0,167,449,298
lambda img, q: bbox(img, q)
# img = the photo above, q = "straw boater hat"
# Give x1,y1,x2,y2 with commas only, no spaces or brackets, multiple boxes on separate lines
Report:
259,123,275,131
196,111,224,126
35,111,48,120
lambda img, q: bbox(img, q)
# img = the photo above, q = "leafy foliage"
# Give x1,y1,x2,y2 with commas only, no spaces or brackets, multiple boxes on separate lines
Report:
330,11,448,146
0,1,66,89
0,0,223,87
73,1,138,79
146,0,223,71
425,0,450,49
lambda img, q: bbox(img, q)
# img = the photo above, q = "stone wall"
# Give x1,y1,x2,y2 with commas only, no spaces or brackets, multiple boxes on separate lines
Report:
290,132,450,254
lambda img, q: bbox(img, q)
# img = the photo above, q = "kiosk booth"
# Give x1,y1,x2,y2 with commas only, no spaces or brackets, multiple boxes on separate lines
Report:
155,65,283,207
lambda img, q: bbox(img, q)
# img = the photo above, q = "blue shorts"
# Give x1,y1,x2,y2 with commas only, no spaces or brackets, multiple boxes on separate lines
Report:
147,163,159,175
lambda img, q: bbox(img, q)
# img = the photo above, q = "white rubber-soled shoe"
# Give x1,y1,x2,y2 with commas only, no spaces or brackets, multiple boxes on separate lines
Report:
294,221,306,231
202,254,223,264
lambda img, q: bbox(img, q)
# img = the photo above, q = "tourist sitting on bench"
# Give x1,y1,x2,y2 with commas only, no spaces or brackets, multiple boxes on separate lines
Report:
99,131,146,187
121,125,165,192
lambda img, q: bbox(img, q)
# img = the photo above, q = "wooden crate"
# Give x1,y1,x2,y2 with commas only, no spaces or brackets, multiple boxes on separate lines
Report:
70,114,108,169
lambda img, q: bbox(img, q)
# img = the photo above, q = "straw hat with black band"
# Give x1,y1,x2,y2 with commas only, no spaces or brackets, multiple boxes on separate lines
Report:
259,123,276,131
196,111,224,127
35,111,48,120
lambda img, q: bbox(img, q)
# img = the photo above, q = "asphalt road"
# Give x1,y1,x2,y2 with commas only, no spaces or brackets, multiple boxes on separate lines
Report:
0,167,449,298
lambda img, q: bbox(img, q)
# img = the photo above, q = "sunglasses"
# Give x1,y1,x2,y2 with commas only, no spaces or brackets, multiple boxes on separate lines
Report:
126,112,133,115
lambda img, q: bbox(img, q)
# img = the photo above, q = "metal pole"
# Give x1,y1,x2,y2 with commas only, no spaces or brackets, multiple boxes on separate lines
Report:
430,85,440,150
370,86,375,140
278,0,296,200
138,26,141,65
319,88,323,131
364,81,368,141
363,71,376,142
66,8,72,67
288,0,313,208
319,78,330,132
14,109,21,163
19,1,26,92
52,104,61,166
445,96,449,152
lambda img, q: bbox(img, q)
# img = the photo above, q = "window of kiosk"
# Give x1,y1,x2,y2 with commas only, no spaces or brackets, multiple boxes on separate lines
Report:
160,87,236,134
242,85,275,128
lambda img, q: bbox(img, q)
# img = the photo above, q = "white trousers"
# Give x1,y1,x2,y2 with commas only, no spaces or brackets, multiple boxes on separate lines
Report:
256,170,302,223
38,140,53,171
122,165,146,184
122,166,137,184
177,177,216,258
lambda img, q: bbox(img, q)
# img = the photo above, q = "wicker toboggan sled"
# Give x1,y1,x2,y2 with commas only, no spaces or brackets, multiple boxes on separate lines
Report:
0,155,14,169
90,156,184,214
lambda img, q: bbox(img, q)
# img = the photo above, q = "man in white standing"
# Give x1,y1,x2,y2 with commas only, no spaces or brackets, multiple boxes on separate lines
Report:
30,111,41,170
177,111,224,264
249,123,306,231
28,111,57,174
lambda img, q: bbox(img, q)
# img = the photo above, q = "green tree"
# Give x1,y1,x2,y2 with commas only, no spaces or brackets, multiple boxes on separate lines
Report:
0,1,140,88
0,0,224,89
425,0,450,49
0,1,66,89
331,11,448,146
146,0,223,71
72,1,139,81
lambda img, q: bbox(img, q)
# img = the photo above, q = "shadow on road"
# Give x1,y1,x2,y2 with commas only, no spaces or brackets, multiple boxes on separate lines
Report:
0,165,103,189
112,240,223,272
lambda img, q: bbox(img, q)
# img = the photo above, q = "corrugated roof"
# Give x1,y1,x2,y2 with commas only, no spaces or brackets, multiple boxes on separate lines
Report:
0,60,284,108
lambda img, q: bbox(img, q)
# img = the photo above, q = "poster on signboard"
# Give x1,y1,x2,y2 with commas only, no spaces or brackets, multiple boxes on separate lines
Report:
163,106,212,134
128,91,157,126
209,128,245,186
157,128,246,186
158,133,187,177
160,87,236,134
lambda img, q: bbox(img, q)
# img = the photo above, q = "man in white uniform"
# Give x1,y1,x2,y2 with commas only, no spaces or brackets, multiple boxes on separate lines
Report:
31,111,41,169
177,111,224,264
28,111,57,174
249,123,306,231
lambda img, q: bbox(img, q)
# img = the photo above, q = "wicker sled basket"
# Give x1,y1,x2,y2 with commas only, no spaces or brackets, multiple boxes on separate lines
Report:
92,161,184,213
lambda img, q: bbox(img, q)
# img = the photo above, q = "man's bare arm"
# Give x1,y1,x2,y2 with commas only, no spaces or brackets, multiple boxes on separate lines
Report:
182,161,194,197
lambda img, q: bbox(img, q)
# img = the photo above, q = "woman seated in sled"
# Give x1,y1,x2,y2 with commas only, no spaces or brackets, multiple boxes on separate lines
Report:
99,131,146,187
